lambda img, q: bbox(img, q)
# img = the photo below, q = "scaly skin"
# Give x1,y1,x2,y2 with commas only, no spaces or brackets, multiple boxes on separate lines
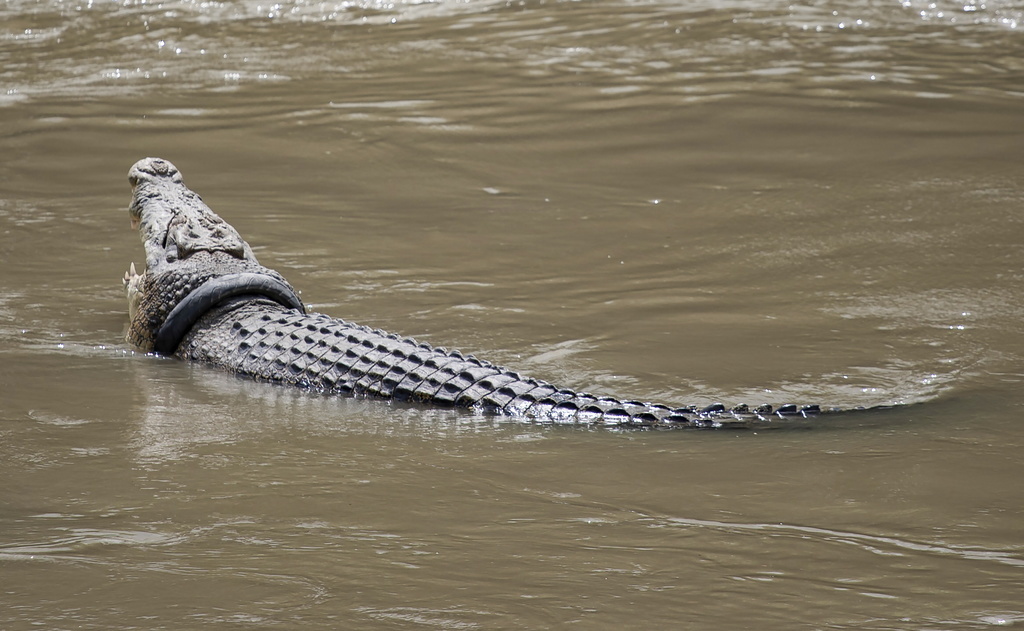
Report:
124,157,833,428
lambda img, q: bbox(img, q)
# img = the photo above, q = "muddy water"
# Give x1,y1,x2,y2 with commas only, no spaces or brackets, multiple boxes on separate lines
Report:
2,0,1024,628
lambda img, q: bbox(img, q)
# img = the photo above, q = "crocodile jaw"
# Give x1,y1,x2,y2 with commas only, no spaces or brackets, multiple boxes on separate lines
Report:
128,157,184,273
122,261,142,322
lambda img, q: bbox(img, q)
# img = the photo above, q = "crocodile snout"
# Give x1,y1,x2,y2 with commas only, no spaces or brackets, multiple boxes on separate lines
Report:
128,157,181,188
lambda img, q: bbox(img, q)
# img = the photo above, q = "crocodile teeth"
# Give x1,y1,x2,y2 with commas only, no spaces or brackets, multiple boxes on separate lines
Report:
123,261,139,287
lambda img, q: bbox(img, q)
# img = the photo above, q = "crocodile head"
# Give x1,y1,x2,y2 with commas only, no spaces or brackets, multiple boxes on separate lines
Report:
126,157,256,274
123,157,269,351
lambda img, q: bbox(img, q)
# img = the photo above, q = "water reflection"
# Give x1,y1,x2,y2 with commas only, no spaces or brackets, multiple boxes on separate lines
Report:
126,358,528,463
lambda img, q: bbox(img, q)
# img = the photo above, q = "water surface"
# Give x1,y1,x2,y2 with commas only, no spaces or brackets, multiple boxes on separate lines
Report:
2,0,1023,628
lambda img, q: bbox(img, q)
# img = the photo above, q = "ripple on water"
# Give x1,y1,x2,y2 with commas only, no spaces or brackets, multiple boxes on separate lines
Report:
2,0,1022,105
0,526,182,562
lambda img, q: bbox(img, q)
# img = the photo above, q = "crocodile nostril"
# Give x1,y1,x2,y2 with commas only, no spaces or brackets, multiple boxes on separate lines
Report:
128,157,181,187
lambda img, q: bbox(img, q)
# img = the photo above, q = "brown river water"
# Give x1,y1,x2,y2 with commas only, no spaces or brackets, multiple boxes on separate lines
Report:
2,0,1024,628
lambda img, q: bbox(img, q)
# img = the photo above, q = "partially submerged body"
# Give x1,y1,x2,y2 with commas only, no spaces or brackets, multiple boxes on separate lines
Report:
123,157,839,429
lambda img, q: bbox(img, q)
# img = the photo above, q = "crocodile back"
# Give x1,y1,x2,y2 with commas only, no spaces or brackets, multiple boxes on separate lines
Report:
175,300,707,428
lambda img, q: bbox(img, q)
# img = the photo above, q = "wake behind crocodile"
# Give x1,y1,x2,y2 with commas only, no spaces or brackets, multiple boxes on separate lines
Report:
122,157,893,429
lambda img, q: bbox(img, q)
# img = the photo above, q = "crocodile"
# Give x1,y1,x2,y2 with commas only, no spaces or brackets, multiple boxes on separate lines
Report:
123,156,842,429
